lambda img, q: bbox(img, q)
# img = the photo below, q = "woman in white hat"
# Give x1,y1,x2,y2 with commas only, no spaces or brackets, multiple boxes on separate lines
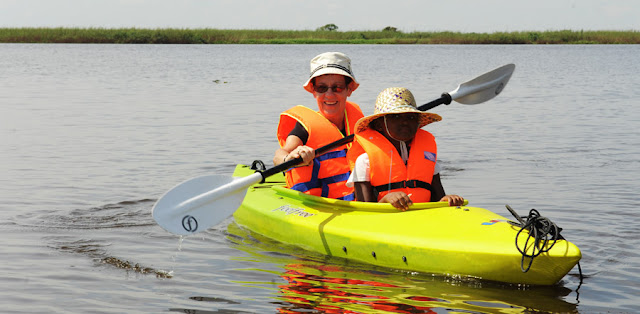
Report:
347,87,464,210
273,52,363,200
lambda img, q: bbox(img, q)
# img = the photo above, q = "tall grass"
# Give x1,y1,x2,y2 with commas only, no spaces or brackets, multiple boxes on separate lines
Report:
0,28,638,44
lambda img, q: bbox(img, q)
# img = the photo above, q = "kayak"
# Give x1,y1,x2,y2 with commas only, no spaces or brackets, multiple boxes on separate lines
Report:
231,163,581,285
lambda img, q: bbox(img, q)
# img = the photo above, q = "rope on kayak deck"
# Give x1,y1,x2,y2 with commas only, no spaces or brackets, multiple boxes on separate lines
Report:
506,205,584,286
504,206,578,274
506,205,560,272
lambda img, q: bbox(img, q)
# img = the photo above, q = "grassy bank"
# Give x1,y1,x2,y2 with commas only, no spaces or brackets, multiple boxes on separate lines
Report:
1,28,639,44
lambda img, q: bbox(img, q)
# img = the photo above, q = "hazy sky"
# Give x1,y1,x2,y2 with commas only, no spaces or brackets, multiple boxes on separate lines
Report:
1,0,638,33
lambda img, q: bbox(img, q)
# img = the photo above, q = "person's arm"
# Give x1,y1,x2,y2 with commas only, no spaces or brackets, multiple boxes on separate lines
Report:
354,181,376,202
379,192,413,211
349,153,377,202
273,135,315,166
430,173,464,206
430,174,446,202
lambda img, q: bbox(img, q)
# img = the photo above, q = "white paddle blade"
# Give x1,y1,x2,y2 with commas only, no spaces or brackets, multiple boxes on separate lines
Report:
152,173,262,235
451,63,515,104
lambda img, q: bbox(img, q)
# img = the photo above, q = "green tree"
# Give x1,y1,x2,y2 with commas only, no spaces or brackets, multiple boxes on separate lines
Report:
383,26,399,32
316,24,339,31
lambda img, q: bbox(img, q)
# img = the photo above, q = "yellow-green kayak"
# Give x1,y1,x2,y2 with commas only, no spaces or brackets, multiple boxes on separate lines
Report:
232,164,581,285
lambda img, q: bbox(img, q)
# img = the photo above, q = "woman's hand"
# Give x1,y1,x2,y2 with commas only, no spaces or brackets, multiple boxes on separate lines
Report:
284,145,316,166
439,194,464,206
380,192,413,211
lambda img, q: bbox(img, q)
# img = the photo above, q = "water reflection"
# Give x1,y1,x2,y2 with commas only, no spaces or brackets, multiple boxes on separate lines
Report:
276,263,444,313
226,223,579,313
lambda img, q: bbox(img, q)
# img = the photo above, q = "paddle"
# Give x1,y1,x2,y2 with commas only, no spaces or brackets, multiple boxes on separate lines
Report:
152,63,515,235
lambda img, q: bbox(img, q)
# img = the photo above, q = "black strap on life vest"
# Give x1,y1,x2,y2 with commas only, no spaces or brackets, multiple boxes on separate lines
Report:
373,179,432,195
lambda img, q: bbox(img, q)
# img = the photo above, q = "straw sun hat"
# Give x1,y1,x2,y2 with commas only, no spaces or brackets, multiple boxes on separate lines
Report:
303,52,360,93
354,87,442,133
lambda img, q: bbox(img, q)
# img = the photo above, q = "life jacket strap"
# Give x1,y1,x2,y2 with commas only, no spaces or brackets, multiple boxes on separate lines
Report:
315,149,347,161
290,169,351,195
336,193,355,201
373,180,433,194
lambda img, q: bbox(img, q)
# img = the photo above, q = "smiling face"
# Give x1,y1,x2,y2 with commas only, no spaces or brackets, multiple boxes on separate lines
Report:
312,74,353,126
372,113,420,142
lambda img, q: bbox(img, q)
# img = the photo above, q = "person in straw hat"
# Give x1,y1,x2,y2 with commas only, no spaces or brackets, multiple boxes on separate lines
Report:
273,52,363,200
346,87,464,210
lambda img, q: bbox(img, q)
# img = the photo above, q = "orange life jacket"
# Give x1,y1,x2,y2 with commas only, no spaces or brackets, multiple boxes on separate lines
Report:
348,128,437,202
277,102,363,200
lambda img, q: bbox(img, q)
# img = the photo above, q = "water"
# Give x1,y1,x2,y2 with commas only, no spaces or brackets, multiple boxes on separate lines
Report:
1,44,639,313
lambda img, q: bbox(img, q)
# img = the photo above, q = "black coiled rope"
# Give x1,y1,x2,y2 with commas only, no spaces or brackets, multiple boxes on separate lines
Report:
506,205,584,295
505,205,564,272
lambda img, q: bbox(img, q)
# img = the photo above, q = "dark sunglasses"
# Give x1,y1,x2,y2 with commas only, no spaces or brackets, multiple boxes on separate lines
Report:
314,85,346,93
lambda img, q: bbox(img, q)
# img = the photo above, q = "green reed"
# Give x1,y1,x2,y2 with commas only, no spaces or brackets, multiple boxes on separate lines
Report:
1,28,638,44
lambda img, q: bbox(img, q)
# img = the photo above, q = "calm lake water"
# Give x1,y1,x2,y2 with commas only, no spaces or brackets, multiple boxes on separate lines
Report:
1,44,639,313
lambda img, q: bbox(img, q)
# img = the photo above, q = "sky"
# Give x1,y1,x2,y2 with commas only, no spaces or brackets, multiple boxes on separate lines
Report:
1,0,638,33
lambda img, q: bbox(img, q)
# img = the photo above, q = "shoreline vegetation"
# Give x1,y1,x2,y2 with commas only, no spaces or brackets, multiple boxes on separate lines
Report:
0,27,638,44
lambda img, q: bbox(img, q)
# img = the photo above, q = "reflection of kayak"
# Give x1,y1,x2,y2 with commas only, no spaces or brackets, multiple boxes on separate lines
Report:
275,261,578,313
227,223,580,313
232,164,581,285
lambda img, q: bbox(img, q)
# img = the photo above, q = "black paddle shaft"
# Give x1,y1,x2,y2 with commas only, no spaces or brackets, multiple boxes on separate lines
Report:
417,93,452,111
259,134,355,181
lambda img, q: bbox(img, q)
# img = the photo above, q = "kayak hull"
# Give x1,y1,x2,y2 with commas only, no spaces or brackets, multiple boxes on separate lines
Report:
232,164,581,285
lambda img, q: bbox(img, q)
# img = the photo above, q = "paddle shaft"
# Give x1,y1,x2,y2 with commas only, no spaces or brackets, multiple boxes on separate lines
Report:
260,134,355,180
418,93,453,111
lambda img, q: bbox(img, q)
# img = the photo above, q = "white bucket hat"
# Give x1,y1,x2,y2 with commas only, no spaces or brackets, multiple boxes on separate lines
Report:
303,52,360,93
354,87,442,133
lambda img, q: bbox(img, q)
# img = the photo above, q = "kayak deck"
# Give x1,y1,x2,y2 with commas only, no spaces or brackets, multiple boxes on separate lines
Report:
232,164,581,285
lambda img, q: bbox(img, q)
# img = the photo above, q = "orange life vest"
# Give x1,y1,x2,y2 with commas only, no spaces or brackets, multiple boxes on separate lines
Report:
277,102,363,200
348,128,437,202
